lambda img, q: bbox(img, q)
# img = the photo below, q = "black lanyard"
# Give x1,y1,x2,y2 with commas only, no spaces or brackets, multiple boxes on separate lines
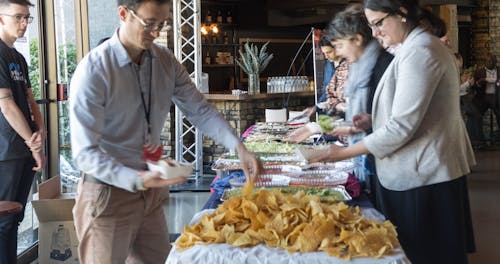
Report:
135,56,153,142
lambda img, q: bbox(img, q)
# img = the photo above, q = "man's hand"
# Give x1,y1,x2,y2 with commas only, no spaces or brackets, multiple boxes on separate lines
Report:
236,143,263,183
327,126,361,136
26,131,44,153
286,126,316,143
138,170,187,189
352,113,372,131
467,76,475,86
32,151,46,171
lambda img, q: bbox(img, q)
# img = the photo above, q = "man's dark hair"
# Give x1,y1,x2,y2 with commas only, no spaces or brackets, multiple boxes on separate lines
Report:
0,0,34,7
326,4,373,47
117,0,169,11
319,35,333,48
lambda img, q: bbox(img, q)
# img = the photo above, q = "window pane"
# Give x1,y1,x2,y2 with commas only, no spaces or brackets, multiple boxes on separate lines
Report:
88,1,119,49
54,0,79,193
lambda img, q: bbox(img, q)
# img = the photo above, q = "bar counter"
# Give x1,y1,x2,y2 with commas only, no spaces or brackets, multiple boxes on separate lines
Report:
203,91,315,101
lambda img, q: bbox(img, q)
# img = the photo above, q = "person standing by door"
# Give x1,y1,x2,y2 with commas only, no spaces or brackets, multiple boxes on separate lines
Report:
0,1,45,263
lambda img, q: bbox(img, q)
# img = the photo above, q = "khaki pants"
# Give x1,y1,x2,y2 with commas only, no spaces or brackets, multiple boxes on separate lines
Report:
73,180,170,264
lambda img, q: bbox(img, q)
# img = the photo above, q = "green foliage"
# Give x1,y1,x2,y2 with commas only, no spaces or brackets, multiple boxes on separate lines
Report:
57,42,77,83
29,39,40,98
236,41,273,74
28,39,78,164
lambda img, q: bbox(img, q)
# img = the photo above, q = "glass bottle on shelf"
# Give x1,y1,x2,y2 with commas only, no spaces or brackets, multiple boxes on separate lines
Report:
223,32,229,44
216,10,223,23
226,10,233,24
204,51,211,65
206,10,212,23
211,33,217,44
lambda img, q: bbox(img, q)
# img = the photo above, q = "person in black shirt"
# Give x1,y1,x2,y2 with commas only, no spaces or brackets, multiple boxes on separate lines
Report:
0,1,45,263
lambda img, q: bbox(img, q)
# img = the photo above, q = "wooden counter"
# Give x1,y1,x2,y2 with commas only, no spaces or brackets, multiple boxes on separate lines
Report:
203,91,315,101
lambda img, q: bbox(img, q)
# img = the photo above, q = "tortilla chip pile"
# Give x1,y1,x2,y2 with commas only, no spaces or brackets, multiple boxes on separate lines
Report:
175,189,399,260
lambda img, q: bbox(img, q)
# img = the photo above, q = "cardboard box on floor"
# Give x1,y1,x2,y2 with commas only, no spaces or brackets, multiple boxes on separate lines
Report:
32,176,79,264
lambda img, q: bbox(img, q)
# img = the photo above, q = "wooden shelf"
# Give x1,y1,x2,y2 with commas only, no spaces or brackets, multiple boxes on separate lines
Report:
202,43,240,46
201,23,237,27
203,64,236,67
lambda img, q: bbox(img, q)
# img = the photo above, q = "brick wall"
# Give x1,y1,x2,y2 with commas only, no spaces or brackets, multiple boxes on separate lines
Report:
491,0,500,64
471,0,499,140
472,0,500,66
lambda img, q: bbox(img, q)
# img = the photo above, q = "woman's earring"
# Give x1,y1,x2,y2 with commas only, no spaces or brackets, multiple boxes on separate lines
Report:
402,18,407,23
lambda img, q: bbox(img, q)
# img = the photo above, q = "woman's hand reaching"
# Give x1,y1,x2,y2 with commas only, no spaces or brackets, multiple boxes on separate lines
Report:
352,113,372,131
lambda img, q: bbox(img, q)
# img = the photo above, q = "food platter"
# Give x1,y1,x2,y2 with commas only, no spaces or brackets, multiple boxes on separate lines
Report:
228,174,291,188
221,185,352,202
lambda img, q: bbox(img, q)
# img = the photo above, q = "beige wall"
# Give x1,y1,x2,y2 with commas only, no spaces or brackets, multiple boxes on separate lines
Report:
440,5,459,53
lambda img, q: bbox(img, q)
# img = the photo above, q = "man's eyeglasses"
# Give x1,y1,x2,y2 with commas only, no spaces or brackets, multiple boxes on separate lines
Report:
126,8,165,32
0,14,34,24
368,13,392,30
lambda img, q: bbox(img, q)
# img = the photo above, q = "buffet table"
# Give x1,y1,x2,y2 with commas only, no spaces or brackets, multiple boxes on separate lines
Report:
167,175,410,264
166,207,410,264
167,122,410,263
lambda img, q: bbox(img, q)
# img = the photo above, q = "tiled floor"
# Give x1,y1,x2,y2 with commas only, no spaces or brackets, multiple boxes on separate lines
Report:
467,147,500,263
165,191,211,234
165,176,214,235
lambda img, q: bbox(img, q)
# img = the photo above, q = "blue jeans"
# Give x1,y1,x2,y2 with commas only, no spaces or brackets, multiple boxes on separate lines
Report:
0,157,36,264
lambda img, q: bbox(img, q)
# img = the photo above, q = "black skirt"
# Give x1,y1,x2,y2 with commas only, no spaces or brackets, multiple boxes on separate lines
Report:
374,175,475,264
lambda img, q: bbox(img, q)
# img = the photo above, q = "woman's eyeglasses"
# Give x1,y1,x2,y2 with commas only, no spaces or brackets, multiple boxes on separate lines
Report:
368,13,392,30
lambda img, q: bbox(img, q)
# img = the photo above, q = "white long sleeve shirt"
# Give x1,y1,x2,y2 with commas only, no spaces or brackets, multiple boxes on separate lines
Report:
69,30,240,191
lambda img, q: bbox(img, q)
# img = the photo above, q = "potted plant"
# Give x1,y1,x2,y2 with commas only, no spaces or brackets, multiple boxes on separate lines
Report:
236,41,273,94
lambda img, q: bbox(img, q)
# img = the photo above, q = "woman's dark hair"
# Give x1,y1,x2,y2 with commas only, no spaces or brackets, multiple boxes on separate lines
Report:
319,35,333,47
420,8,447,37
363,0,422,30
326,4,373,47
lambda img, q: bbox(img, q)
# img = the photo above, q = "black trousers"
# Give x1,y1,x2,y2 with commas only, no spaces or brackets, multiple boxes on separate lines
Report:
374,175,475,264
0,157,36,264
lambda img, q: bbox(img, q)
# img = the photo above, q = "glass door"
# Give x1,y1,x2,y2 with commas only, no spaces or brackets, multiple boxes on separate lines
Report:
53,0,79,193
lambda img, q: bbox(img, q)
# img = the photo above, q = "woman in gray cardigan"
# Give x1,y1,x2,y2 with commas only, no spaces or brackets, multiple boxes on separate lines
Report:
308,1,476,263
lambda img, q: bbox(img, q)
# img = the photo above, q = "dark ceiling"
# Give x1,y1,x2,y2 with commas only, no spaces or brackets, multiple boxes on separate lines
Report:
202,0,476,27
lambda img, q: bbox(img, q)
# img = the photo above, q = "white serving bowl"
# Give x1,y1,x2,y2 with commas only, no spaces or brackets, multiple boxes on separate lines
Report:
147,158,193,179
